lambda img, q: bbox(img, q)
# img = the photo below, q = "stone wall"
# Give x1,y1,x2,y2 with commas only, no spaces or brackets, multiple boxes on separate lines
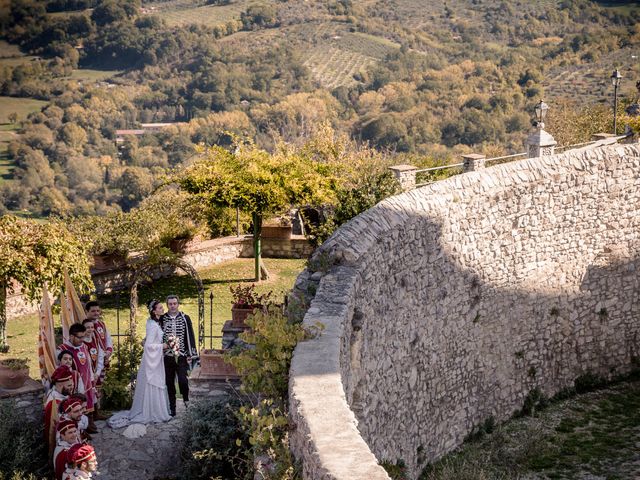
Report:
0,378,44,423
289,143,640,479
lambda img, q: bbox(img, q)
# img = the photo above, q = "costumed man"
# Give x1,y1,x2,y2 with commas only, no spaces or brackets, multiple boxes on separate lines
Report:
58,323,98,433
85,301,112,419
58,350,85,396
53,419,80,480
62,443,98,480
59,396,88,443
161,294,197,416
81,318,105,422
44,366,74,460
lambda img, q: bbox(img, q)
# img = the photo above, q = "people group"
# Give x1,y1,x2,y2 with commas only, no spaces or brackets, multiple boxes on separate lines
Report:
44,295,197,479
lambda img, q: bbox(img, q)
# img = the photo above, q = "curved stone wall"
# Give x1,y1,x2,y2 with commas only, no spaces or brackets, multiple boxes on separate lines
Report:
289,143,640,479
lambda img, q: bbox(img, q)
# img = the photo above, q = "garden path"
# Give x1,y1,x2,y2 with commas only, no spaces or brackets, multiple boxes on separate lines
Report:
91,403,186,480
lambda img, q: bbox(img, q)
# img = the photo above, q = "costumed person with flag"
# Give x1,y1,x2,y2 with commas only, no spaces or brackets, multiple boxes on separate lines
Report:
44,366,74,459
85,301,112,420
62,443,98,480
53,419,81,480
58,323,98,434
81,318,105,422
58,350,85,396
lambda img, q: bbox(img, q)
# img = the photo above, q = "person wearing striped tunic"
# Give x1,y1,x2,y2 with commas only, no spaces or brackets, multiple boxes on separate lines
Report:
161,294,197,416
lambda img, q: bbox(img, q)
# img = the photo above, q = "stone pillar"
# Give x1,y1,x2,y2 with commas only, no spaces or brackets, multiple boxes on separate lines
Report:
527,125,557,159
462,153,486,173
388,164,418,191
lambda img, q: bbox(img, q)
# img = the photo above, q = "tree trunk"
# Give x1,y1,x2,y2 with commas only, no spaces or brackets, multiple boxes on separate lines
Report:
252,213,270,282
0,283,7,351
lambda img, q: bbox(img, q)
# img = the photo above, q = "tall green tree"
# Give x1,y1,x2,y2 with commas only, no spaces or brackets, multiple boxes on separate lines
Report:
175,143,336,281
0,216,92,351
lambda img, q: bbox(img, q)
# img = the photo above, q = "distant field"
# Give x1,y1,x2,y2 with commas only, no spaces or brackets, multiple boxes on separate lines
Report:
304,46,377,89
69,68,122,82
544,47,640,104
0,96,48,123
301,28,399,89
0,40,40,68
149,0,249,27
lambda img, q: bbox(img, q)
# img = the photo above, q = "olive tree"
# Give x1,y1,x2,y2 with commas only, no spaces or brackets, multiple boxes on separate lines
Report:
174,143,336,281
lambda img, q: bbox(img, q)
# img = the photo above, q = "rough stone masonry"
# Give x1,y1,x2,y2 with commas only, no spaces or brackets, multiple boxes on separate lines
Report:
288,143,640,479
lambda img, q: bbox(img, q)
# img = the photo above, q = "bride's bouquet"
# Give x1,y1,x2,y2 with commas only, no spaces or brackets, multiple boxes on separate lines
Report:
165,335,180,358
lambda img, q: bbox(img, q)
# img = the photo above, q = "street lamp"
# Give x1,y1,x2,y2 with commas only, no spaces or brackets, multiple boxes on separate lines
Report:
611,69,622,134
533,100,549,128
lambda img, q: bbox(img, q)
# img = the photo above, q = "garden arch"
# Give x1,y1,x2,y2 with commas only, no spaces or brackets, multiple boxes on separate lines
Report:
129,257,205,350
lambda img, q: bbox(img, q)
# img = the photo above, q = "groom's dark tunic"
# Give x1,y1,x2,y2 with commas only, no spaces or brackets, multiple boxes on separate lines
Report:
161,311,197,415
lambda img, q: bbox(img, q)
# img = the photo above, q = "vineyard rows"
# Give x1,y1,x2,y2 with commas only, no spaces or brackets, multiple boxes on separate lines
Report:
304,46,376,89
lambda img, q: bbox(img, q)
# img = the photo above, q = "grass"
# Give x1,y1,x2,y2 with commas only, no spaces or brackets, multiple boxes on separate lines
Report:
152,0,250,27
1,257,306,378
421,377,640,479
68,69,122,83
0,97,48,124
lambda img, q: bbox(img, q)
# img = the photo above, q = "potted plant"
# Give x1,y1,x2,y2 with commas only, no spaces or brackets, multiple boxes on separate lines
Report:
0,358,29,389
261,216,293,240
199,349,240,379
230,284,272,327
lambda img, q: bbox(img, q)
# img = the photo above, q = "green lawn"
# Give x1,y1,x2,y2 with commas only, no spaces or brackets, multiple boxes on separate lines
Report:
0,97,48,124
2,257,306,378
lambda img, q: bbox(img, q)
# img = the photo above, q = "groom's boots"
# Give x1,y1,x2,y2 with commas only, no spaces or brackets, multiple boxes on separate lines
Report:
86,414,98,434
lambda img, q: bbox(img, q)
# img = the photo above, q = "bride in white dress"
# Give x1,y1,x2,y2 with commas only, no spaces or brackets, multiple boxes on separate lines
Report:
108,299,172,430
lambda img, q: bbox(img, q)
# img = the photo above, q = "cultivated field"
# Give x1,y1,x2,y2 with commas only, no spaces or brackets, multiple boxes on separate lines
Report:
544,47,640,104
69,68,122,83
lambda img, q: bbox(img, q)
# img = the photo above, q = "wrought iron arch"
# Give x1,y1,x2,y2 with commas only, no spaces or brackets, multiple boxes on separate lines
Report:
129,256,206,351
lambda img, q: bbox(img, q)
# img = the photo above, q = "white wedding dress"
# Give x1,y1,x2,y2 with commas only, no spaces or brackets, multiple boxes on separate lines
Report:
108,318,172,432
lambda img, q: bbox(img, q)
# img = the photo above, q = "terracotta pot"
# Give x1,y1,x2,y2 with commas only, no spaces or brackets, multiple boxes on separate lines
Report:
92,253,126,270
261,225,292,240
0,364,29,390
169,238,190,253
199,349,239,378
231,305,257,327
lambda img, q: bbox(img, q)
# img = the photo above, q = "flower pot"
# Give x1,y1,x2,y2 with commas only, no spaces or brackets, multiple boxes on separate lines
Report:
231,305,257,327
199,349,239,379
261,225,292,240
92,253,126,271
0,363,29,390
169,238,190,253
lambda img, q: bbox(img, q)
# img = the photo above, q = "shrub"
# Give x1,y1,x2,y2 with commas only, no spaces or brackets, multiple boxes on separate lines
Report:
181,397,249,480
101,332,143,410
0,402,47,478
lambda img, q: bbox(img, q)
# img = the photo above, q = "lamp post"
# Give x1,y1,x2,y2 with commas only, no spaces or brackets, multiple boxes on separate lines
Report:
534,99,549,129
611,69,622,135
527,100,556,159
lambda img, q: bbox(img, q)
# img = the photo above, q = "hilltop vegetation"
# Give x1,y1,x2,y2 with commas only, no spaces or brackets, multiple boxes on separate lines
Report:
0,0,638,218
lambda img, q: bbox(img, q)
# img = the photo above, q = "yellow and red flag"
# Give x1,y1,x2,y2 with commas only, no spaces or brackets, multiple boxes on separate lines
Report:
60,269,86,341
38,286,57,387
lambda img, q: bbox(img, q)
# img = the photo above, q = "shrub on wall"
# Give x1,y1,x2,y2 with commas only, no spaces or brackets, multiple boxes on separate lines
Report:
0,402,47,478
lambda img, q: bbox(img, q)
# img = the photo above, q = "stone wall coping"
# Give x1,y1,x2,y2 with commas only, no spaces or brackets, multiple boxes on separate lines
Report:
0,378,43,399
290,266,390,479
289,143,640,479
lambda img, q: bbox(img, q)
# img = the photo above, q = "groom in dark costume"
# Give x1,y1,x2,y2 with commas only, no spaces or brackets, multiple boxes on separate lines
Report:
161,294,197,416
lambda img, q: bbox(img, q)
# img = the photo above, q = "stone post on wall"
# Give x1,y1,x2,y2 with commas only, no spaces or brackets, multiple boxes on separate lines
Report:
462,153,486,173
527,124,557,159
389,164,418,191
